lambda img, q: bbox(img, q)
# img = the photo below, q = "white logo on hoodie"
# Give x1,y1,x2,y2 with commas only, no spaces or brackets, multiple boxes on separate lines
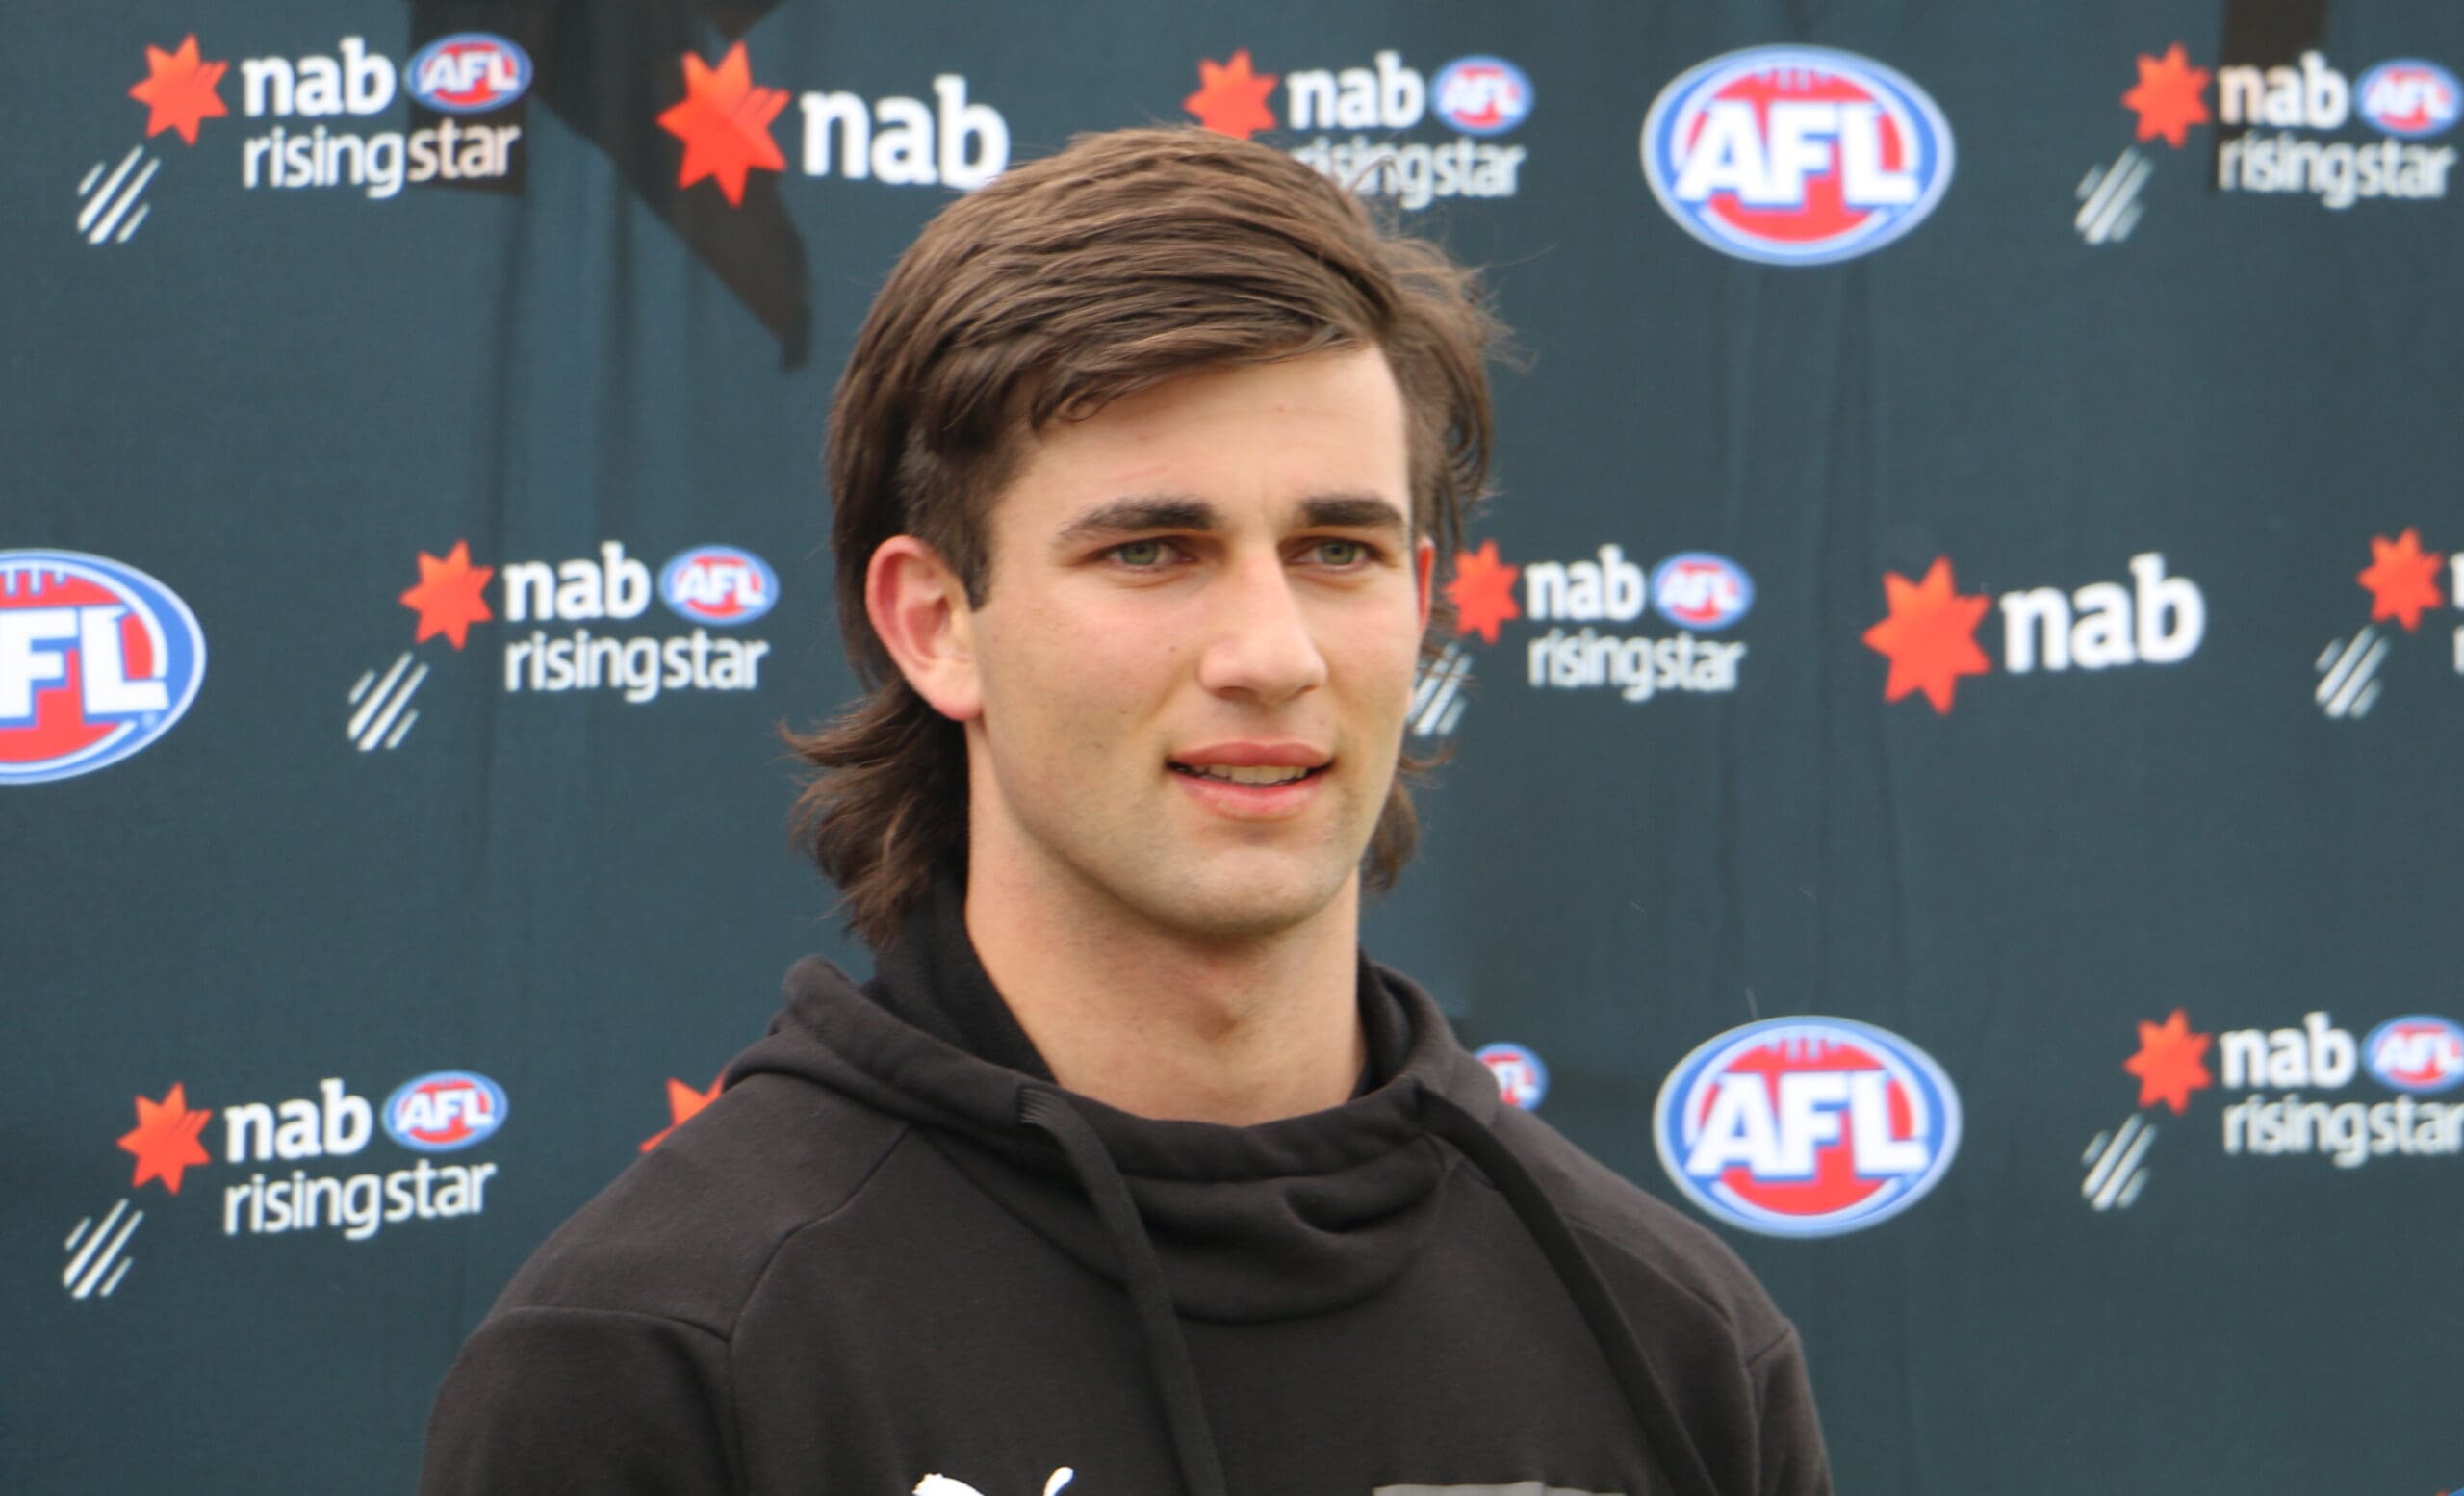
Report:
913,1468,1074,1496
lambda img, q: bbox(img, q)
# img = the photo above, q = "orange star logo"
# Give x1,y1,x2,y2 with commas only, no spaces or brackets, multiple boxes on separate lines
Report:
1861,557,1992,714
641,1072,725,1152
2356,528,2446,632
399,540,496,650
1185,50,1280,140
1445,539,1522,645
2123,1008,2214,1114
118,1083,214,1194
129,34,230,146
657,43,789,206
2121,43,2211,149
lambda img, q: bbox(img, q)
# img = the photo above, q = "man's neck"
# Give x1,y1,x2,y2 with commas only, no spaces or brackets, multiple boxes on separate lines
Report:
961,857,1367,1126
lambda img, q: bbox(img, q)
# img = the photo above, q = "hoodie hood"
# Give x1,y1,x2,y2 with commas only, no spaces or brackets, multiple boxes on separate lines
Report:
728,946,1506,1324
720,885,1730,1496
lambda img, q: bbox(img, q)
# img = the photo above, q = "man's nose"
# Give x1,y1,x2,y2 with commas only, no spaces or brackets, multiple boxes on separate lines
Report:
1194,553,1329,704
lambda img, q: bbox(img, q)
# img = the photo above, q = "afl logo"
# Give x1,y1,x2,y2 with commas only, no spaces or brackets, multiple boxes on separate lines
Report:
1433,57,1534,136
659,546,777,626
2364,1016,2464,1095
1651,553,1754,630
0,552,205,786
383,1071,507,1152
407,34,533,115
1476,1043,1550,1110
1641,46,1955,266
1654,1017,1961,1238
2356,60,2460,139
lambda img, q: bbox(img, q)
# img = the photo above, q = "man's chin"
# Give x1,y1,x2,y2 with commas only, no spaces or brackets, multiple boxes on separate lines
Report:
1126,857,1358,943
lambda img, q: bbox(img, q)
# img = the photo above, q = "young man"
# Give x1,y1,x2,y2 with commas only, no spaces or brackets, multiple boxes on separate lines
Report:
420,128,1831,1496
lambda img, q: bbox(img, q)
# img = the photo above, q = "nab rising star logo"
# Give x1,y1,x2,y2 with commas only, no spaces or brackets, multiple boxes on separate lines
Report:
1655,1017,1962,1237
1,552,205,785
406,34,532,115
383,1070,507,1151
660,546,778,626
1642,46,1955,265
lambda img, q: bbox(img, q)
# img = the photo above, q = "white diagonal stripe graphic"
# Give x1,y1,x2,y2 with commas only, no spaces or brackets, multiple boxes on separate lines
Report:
77,148,144,234
2326,636,2388,719
2092,1122,2157,1210
2075,149,2151,245
2074,164,2119,228
357,662,428,751
1409,643,1463,717
63,1199,126,1288
86,156,160,245
1415,657,1470,736
116,205,150,244
2088,153,2152,244
346,655,433,749
2315,629,2375,705
99,1257,133,1298
348,668,376,705
347,654,415,743
65,1216,91,1252
2081,1115,2142,1199
71,1205,142,1299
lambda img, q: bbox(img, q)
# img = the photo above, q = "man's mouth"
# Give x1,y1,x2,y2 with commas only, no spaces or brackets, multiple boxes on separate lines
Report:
1167,762,1326,787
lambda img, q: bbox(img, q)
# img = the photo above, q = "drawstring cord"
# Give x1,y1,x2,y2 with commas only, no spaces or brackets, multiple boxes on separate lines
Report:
1019,1088,1231,1496
1019,1081,1723,1496
1417,1085,1726,1496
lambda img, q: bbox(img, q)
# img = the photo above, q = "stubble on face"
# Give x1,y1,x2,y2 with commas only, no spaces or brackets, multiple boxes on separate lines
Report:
956,347,1426,950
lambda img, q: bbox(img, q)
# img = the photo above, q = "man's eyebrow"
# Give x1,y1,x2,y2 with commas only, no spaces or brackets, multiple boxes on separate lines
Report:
1297,494,1410,535
1052,492,1411,550
1053,497,1218,548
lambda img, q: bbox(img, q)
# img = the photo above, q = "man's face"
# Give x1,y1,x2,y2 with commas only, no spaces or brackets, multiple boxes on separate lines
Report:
957,346,1429,942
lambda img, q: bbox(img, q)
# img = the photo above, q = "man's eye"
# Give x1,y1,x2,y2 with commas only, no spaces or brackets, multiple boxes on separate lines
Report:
1111,540,1168,567
1310,540,1368,567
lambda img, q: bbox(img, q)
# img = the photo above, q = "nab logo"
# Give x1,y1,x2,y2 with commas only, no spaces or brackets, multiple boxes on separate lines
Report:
1654,1017,1961,1237
1476,1043,1550,1110
659,546,777,626
2356,60,2460,138
0,552,205,786
383,1071,507,1152
1651,553,1754,630
1432,56,1533,136
406,34,531,114
1641,45,1954,265
2364,1016,2464,1094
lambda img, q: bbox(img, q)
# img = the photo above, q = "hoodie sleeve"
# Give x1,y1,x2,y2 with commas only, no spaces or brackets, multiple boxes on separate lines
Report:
419,1305,740,1496
1747,1327,1834,1496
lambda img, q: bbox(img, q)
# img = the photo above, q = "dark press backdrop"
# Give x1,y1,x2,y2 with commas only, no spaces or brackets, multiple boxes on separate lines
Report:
5,2,2460,1491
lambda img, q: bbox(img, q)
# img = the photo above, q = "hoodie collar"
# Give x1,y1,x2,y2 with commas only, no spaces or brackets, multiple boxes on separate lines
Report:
726,886,1500,1322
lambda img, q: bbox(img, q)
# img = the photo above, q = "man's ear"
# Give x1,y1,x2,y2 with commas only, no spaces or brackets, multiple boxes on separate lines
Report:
1413,537,1437,632
866,536,984,722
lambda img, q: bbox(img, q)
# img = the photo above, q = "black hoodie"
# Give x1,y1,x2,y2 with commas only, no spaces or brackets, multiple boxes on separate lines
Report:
420,888,1832,1496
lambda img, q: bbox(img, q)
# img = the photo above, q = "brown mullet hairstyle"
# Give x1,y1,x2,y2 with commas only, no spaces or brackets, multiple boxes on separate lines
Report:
786,126,1502,947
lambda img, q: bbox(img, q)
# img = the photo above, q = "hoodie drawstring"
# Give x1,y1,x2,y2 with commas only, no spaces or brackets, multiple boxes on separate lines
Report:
1417,1085,1726,1496
1021,1081,1722,1496
1019,1087,1231,1496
